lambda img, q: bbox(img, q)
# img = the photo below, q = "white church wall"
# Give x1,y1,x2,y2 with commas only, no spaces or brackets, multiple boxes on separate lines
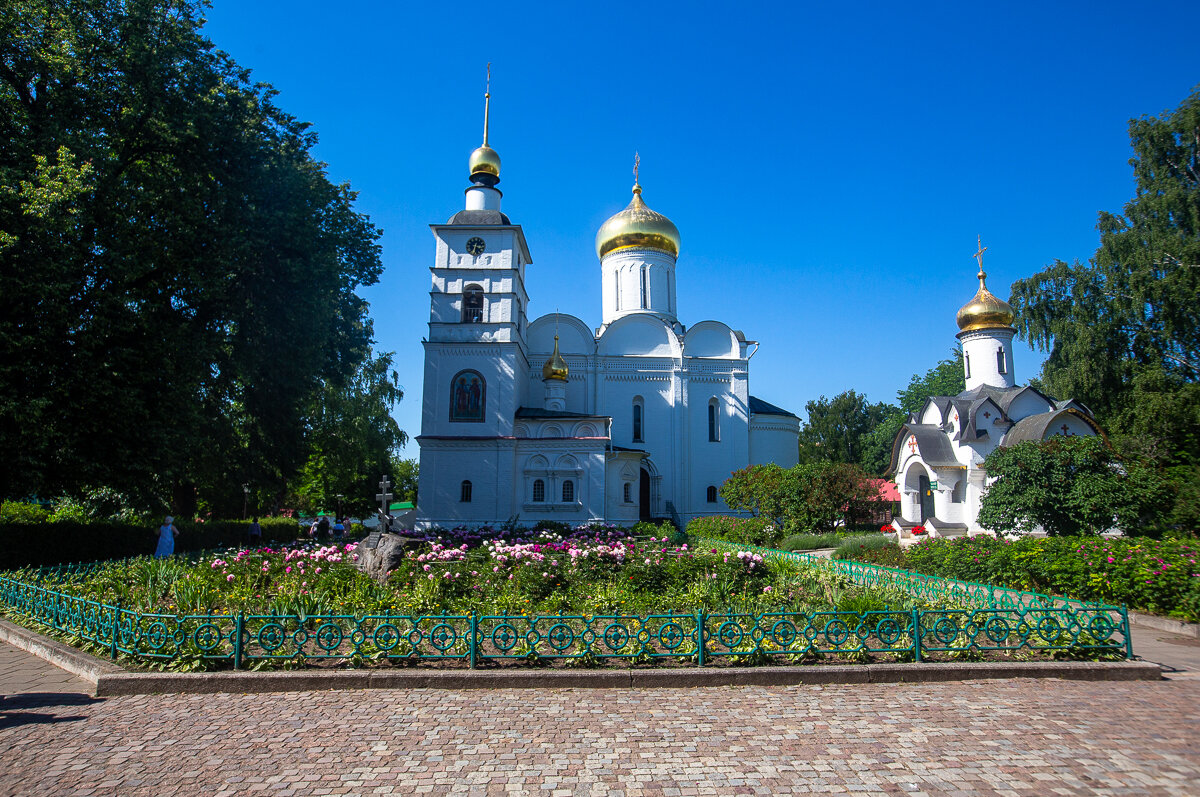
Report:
683,321,742,359
960,327,1016,391
419,345,527,438
749,416,801,468
415,440,516,529
597,315,682,358
684,373,750,518
601,248,677,325
1050,414,1096,438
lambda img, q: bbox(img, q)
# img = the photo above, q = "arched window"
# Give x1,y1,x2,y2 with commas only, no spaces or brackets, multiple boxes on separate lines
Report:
632,398,644,442
462,284,484,323
964,352,971,379
623,482,632,503
708,399,720,442
706,485,718,504
640,267,648,308
532,479,545,502
460,480,472,503
996,346,1007,375
449,370,486,422
562,480,574,502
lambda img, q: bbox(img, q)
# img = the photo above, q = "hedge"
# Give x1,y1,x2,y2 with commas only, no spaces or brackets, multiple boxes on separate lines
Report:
0,517,302,570
686,515,780,548
886,536,1200,622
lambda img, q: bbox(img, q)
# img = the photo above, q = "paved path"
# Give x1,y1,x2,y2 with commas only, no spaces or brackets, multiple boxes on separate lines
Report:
0,625,1197,796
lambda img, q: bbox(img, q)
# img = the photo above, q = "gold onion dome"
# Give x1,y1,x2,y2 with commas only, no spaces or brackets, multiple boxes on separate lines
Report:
956,269,1016,332
469,145,501,179
542,336,569,381
595,184,681,259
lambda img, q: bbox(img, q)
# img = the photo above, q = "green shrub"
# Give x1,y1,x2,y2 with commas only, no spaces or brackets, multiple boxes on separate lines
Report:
687,515,779,547
0,501,50,524
832,534,897,561
780,533,841,551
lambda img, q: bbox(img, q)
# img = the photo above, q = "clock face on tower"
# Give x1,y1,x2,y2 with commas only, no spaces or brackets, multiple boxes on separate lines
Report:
466,237,486,256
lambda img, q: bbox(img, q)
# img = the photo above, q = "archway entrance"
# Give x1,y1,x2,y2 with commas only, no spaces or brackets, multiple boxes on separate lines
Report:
639,468,651,522
917,473,934,522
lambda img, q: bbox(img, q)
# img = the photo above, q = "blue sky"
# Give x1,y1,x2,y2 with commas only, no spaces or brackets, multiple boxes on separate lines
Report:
203,0,1198,447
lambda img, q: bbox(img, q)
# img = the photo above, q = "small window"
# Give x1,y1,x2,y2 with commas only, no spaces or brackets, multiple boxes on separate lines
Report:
632,401,643,442
460,480,472,503
562,480,574,502
964,352,971,379
997,347,1007,375
640,267,648,308
706,485,718,504
708,400,720,442
462,284,484,323
533,479,545,502
623,482,631,503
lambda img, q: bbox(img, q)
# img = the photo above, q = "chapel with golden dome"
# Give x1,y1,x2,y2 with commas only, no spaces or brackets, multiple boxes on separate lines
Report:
885,237,1100,545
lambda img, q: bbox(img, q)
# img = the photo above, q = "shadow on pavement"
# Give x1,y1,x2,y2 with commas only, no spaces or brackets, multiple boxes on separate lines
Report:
0,692,102,730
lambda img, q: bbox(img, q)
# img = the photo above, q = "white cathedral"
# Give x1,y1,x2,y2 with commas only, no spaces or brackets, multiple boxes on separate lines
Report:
887,240,1101,542
413,114,800,530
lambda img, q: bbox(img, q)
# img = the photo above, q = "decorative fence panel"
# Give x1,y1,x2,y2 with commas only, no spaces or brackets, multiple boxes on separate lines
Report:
0,573,1132,668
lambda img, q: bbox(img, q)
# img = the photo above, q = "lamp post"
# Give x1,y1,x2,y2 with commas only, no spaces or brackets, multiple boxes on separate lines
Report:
242,483,250,520
335,494,344,521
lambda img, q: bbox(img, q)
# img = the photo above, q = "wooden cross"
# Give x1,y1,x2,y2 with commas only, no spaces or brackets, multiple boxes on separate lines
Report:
907,436,918,454
376,475,394,516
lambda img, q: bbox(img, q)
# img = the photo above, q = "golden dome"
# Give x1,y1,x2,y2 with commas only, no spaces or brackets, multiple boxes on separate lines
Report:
542,335,568,381
595,184,680,259
956,270,1015,332
468,145,501,179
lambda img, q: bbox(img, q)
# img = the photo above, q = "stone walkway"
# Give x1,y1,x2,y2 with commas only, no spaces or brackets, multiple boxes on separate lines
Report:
0,625,1198,795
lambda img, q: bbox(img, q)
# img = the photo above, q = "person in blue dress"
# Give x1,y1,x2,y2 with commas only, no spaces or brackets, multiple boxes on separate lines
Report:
154,516,179,558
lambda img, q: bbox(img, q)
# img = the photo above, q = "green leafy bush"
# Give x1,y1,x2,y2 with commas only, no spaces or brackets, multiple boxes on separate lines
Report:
0,501,50,524
687,515,779,547
901,535,1200,621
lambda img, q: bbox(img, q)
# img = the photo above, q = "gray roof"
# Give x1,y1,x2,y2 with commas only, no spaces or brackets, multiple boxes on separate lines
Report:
446,209,511,225
748,396,798,418
1001,409,1100,447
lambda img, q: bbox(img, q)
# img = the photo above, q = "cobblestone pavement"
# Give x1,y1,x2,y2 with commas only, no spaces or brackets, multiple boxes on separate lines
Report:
0,677,1197,796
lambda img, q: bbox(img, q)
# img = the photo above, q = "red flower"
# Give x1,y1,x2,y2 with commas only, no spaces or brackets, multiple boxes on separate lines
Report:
912,526,927,535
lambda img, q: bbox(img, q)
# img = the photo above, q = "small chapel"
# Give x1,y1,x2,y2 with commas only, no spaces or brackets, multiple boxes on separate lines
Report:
887,239,1101,543
413,96,800,530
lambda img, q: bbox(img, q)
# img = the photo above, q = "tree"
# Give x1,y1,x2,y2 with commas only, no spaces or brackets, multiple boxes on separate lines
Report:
0,1,383,511
390,457,419,505
786,462,877,534
859,350,965,475
798,390,892,466
1010,86,1199,421
977,437,1172,537
290,351,407,516
719,462,877,534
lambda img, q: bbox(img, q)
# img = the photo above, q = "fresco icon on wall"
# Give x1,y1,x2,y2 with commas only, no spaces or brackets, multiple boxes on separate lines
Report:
450,370,486,422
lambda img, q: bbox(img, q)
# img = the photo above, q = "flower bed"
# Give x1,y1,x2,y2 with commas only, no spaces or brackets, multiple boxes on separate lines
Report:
0,528,1134,670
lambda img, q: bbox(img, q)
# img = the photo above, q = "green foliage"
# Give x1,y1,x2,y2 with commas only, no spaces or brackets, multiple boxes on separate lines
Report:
798,390,894,466
685,515,779,547
977,437,1174,537
900,535,1200,622
0,501,49,524
719,462,877,535
0,516,300,569
832,534,897,560
780,533,842,551
0,0,385,514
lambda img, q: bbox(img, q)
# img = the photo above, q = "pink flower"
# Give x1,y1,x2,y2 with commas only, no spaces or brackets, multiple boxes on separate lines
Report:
226,574,234,582
285,566,292,573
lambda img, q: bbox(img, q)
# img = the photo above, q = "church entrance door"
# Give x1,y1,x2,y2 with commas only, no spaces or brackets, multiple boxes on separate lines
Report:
918,474,934,522
639,468,651,522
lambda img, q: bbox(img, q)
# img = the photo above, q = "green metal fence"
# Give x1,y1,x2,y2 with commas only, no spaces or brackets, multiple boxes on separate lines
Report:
700,538,1114,612
0,572,1132,668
